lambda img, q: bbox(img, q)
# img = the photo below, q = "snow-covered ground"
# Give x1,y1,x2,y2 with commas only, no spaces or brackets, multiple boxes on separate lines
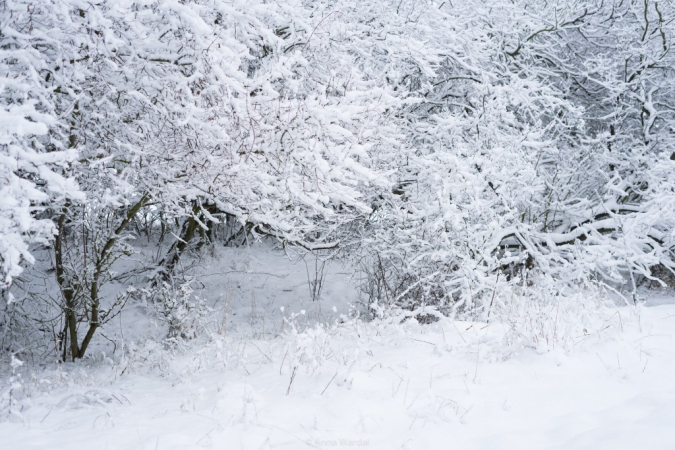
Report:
2,247,675,450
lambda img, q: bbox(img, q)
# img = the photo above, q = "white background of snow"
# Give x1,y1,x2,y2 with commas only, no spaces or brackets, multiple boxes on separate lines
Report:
2,246,675,450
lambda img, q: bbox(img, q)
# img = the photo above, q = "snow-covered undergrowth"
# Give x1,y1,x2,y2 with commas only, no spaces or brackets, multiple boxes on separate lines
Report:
2,246,673,449
1,304,672,449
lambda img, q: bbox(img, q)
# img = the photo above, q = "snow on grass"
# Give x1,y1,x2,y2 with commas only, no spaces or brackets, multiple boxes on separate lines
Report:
2,247,675,449
2,302,675,450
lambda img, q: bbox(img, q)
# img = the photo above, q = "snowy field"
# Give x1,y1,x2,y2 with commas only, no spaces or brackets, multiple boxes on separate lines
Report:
2,247,675,450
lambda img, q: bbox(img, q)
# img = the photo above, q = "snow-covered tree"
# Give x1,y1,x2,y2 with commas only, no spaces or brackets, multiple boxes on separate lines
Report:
4,0,406,358
354,0,675,315
0,0,82,287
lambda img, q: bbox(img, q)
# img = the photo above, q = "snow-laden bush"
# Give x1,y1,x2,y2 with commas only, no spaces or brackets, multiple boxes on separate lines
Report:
0,355,25,421
148,277,212,341
353,0,675,316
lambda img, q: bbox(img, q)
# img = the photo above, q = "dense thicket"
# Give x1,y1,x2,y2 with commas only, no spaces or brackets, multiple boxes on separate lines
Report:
1,0,674,360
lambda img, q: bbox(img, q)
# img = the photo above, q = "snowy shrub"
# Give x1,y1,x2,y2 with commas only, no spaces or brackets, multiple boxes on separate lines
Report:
354,0,675,316
150,277,213,341
0,355,25,421
284,320,332,374
494,280,621,353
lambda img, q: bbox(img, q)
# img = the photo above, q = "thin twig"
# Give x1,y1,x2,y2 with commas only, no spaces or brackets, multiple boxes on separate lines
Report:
486,272,500,322
279,350,288,375
321,372,338,395
286,366,297,396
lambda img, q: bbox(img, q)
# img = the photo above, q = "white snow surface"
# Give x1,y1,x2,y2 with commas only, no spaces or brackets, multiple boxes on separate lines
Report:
2,246,675,450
